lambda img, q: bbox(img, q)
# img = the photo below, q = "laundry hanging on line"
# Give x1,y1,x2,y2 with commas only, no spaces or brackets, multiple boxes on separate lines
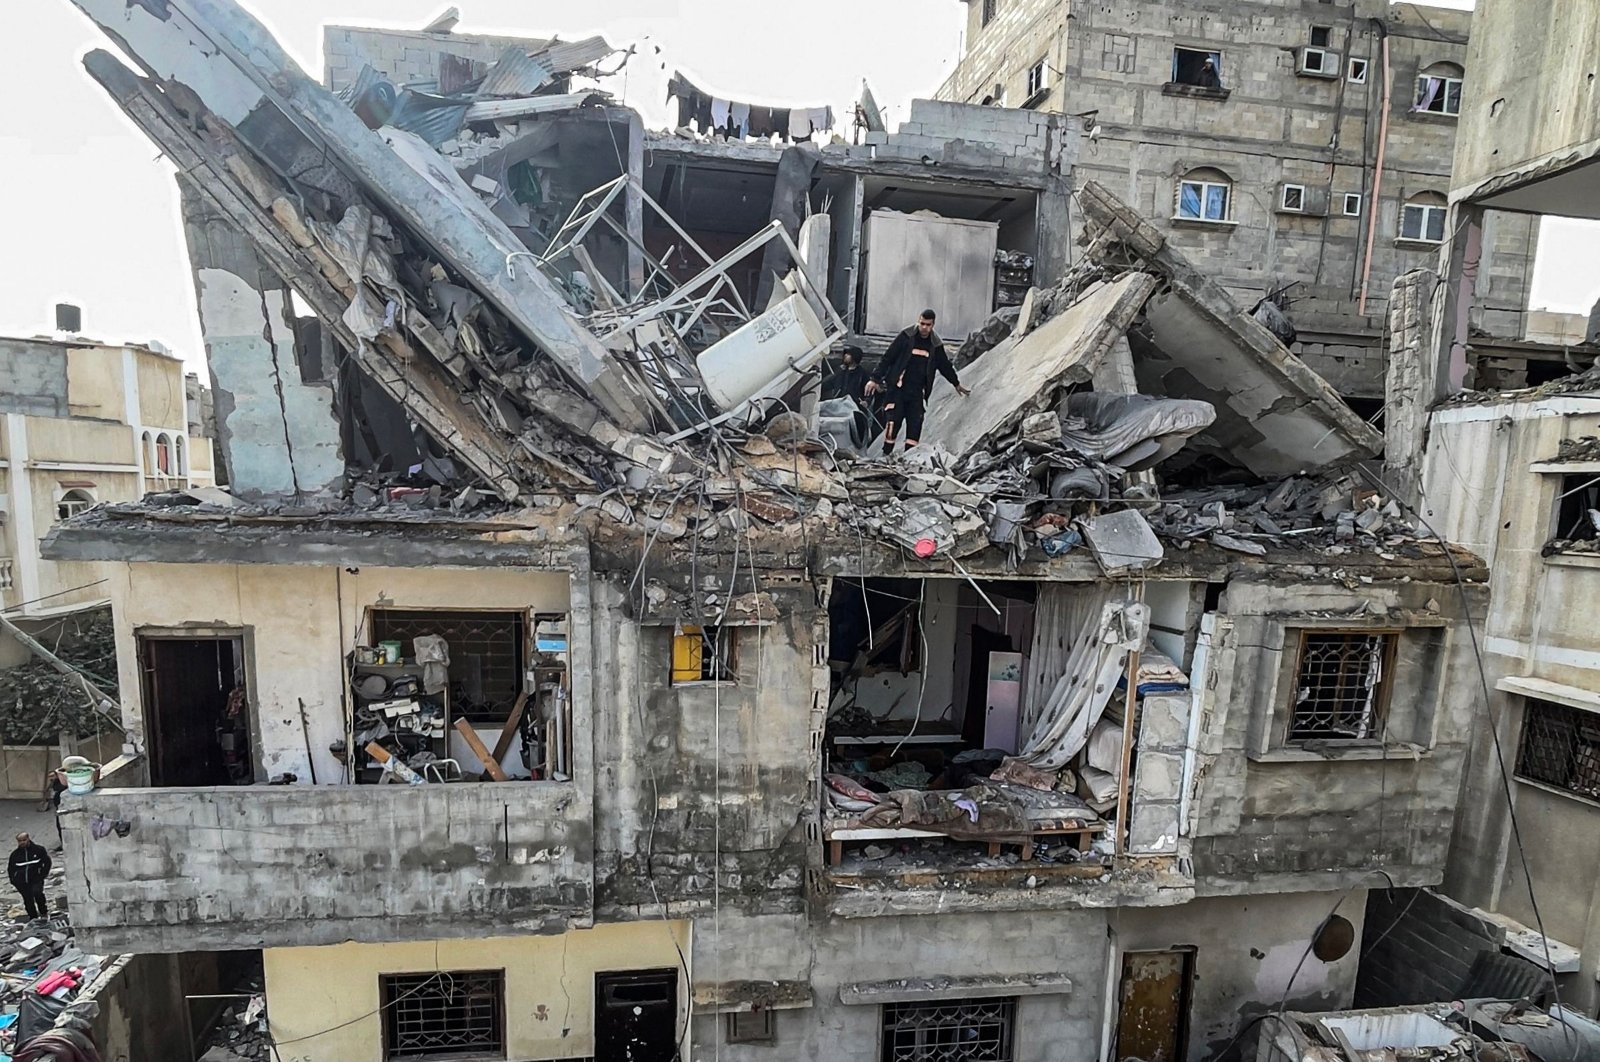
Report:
666,71,834,141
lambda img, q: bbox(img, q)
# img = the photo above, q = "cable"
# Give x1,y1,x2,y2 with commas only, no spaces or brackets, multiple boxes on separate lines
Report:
1356,464,1575,1059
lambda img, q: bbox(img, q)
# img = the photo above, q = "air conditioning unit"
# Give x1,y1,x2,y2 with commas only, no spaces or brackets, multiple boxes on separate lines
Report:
1296,47,1340,79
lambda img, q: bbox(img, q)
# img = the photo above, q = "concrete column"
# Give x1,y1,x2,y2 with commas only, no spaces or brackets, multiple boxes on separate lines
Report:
625,111,645,300
178,177,346,499
1437,202,1486,397
1384,269,1441,509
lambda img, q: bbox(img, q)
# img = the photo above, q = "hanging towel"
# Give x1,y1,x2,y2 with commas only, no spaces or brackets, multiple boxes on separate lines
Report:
730,101,751,138
710,97,731,132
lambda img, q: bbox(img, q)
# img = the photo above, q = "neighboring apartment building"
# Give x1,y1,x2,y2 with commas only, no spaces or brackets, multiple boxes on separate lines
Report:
1391,0,1600,1020
937,0,1539,405
45,3,1537,1061
0,323,213,665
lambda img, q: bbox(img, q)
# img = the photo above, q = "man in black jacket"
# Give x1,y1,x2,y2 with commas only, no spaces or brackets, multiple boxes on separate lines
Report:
866,309,969,457
9,832,50,920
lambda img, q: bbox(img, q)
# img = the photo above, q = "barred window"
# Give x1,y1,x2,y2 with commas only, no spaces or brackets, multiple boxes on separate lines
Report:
1287,631,1397,741
1516,698,1600,801
370,609,527,723
381,970,504,1061
880,998,1016,1062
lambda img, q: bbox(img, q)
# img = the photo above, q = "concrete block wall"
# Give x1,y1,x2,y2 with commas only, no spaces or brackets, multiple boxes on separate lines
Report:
1129,692,1190,854
588,573,818,920
1188,576,1484,895
322,25,549,92
61,780,594,953
936,0,1538,395
1353,887,1502,1007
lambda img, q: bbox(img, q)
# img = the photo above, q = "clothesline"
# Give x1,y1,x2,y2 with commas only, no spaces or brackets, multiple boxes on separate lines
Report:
666,71,836,142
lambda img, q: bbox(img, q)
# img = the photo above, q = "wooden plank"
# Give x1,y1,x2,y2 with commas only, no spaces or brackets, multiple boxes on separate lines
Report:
454,718,509,782
490,691,529,767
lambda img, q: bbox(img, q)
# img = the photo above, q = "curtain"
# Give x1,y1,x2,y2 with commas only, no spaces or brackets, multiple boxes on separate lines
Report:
1209,52,1224,88
1413,76,1441,112
1018,587,1149,769
1179,183,1203,218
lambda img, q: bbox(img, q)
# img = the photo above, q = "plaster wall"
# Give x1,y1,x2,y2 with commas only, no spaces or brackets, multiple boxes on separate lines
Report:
1450,0,1600,198
63,345,126,421
264,921,690,1062
1111,890,1369,1062
135,347,188,429
1423,399,1600,1014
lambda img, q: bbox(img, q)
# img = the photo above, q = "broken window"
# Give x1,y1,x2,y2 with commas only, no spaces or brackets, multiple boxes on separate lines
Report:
1348,57,1369,84
1342,193,1363,217
155,433,174,475
1170,47,1223,89
881,999,1016,1062
982,0,997,27
1177,169,1232,222
727,1009,776,1044
672,625,737,684
1399,196,1448,243
1310,26,1333,47
1554,472,1600,541
56,488,95,521
370,609,527,724
1287,631,1397,741
1516,698,1600,801
1414,62,1464,115
381,970,504,1061
1280,184,1306,213
1025,59,1049,105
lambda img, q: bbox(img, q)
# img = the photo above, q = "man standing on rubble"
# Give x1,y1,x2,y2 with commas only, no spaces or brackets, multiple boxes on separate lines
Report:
866,309,969,457
8,832,50,922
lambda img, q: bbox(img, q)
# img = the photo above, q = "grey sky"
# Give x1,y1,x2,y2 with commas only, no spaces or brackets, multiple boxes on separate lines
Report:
1,0,1593,377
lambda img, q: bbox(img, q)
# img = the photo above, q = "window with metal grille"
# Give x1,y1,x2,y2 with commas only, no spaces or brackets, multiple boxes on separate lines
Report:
1516,698,1600,801
1553,473,1600,542
880,998,1016,1062
981,0,997,27
380,970,504,1061
671,625,737,684
1287,631,1396,741
370,610,526,723
727,1008,776,1044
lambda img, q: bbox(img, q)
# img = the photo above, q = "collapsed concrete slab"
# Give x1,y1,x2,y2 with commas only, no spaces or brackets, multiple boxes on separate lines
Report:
1078,181,1383,477
67,0,658,434
917,273,1158,459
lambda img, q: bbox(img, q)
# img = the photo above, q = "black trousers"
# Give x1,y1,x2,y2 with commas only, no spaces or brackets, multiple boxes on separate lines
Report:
18,887,46,920
882,389,927,446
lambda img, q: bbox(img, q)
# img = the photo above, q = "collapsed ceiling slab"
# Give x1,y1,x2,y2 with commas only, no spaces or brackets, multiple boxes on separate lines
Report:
1077,181,1383,477
917,273,1158,459
67,0,658,434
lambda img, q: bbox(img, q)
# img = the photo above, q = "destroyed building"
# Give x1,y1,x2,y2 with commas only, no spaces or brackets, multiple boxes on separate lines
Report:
937,0,1541,410
35,3,1514,1060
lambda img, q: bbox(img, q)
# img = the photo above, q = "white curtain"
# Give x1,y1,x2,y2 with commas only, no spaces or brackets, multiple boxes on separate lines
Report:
1018,587,1149,769
1413,77,1442,112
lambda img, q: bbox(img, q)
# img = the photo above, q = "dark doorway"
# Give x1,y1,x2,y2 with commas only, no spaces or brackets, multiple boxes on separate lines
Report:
1115,948,1195,1062
139,635,248,787
595,969,678,1062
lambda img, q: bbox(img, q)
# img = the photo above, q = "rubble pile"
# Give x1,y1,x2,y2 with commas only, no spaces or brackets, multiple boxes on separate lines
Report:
0,610,116,743
0,867,107,1059
195,988,269,1062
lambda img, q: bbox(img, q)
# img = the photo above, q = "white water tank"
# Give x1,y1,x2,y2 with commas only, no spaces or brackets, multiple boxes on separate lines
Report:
697,292,828,412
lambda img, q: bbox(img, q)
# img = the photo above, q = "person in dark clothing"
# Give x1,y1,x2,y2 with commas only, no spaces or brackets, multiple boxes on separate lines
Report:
866,309,969,456
9,833,50,921
821,346,870,405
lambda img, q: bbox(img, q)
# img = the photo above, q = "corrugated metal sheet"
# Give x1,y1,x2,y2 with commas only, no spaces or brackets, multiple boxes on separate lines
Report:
478,45,553,98
533,36,614,76
463,92,607,123
387,89,470,146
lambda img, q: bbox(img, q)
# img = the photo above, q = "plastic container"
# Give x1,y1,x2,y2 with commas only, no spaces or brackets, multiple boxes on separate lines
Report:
64,763,99,795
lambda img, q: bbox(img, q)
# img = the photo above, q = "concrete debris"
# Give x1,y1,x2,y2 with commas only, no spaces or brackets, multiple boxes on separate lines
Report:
55,0,1438,581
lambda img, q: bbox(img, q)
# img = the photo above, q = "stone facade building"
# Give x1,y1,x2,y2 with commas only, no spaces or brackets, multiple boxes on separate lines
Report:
937,0,1540,404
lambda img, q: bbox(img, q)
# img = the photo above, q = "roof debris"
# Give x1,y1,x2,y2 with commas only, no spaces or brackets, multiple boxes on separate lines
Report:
51,0,1461,579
